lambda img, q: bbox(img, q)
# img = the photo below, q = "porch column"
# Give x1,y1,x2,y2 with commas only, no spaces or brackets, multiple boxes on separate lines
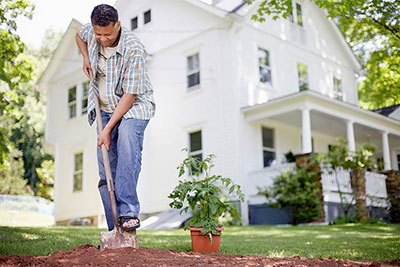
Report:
382,131,391,170
301,108,312,153
346,120,356,151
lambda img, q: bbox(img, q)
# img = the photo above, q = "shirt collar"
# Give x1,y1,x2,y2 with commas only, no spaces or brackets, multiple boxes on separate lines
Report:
115,27,127,55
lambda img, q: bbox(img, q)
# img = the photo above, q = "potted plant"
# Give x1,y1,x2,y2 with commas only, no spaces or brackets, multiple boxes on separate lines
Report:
168,152,244,253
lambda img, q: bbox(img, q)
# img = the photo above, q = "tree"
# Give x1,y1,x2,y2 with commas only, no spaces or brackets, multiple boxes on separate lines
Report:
245,0,400,109
323,139,376,222
0,149,32,195
11,28,62,188
0,0,34,165
35,160,54,200
0,0,57,196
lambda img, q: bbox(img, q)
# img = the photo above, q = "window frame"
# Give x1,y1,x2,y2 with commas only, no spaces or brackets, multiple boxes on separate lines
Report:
144,9,151,24
131,16,138,30
81,81,89,115
288,1,303,27
73,152,83,192
295,2,303,27
258,47,272,86
333,76,343,101
189,130,203,161
187,53,201,90
68,86,77,119
297,62,309,91
262,127,276,168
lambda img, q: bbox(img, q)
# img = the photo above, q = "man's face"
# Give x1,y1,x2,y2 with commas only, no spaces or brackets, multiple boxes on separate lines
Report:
93,21,121,47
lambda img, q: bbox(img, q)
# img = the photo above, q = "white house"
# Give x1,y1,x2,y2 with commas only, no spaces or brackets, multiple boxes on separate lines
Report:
40,0,400,226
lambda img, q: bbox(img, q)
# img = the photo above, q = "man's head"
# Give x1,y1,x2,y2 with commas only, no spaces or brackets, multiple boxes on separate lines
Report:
91,4,121,47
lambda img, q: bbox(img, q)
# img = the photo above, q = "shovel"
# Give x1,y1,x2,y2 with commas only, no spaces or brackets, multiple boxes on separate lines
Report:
93,92,138,250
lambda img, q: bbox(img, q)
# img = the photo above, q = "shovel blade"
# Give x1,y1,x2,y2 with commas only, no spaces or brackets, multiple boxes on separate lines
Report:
100,229,138,251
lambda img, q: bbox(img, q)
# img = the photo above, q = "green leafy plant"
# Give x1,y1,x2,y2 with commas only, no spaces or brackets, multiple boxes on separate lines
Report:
168,152,245,237
322,138,376,221
258,163,322,225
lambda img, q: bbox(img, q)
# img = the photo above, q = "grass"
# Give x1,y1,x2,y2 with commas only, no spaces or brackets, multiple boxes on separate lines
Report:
0,224,399,261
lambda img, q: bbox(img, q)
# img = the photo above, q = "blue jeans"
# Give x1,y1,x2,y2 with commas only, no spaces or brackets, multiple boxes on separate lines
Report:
97,111,149,230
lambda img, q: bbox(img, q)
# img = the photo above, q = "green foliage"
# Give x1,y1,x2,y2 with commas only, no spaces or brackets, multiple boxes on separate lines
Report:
258,164,322,225
245,0,400,109
246,0,293,22
0,0,58,195
331,216,385,225
0,149,33,195
331,216,358,225
322,139,377,222
358,48,400,109
323,138,376,170
168,153,245,235
0,0,34,165
35,160,54,201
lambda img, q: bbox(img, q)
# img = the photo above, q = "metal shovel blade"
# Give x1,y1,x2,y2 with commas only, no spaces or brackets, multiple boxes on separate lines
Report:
100,229,139,251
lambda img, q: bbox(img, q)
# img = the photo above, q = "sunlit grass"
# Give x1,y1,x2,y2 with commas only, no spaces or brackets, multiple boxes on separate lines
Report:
0,224,399,261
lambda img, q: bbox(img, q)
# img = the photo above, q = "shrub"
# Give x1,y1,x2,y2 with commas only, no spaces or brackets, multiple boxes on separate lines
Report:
258,165,321,225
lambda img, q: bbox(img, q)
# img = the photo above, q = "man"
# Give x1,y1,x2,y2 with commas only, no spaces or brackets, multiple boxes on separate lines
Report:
75,4,155,231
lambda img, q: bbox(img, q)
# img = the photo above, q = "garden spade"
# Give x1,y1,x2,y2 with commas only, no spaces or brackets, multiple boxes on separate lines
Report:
93,92,138,250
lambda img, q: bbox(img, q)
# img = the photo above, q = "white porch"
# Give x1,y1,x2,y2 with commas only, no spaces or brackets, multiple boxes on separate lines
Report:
242,90,400,171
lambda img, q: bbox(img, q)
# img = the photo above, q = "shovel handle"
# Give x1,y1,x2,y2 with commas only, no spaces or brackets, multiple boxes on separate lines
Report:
93,92,120,232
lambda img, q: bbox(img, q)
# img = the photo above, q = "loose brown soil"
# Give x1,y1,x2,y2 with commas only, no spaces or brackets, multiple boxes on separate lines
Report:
0,245,399,267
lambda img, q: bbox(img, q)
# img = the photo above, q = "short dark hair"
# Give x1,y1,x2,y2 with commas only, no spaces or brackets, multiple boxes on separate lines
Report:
91,4,118,26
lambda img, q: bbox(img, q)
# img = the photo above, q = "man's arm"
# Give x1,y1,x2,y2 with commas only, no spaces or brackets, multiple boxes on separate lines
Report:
75,32,93,79
97,93,137,150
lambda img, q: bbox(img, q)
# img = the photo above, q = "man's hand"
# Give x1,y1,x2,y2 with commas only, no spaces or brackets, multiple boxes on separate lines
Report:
83,57,93,79
98,128,112,151
75,32,92,78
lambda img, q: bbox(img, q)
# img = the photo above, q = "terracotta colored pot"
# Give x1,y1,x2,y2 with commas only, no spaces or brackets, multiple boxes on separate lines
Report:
189,226,223,253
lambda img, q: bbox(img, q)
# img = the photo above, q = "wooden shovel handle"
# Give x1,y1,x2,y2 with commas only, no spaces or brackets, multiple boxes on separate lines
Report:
93,92,120,232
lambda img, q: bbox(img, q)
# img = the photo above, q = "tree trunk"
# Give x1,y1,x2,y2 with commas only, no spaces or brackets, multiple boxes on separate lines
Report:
384,170,400,223
350,169,368,222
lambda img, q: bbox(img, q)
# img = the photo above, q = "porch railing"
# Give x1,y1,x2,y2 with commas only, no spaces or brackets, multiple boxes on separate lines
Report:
247,164,388,206
246,163,296,196
321,168,388,199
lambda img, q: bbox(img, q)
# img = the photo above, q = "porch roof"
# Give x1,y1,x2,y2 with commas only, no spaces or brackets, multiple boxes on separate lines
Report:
241,90,400,137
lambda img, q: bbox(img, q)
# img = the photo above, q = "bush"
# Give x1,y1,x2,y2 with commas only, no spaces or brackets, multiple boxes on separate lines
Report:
258,166,321,225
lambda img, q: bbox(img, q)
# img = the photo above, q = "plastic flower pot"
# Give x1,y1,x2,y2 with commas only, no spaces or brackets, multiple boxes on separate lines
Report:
189,226,223,253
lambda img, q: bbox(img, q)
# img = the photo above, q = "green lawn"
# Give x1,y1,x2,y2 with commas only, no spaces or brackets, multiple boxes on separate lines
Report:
0,224,399,261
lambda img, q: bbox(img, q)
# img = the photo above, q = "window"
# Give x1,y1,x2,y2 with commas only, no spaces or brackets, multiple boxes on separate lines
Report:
262,127,275,167
333,77,343,100
131,17,138,30
189,131,202,161
73,152,83,192
258,48,272,85
187,53,200,89
288,2,303,27
68,86,77,119
296,3,303,26
189,131,203,174
144,10,151,24
82,82,89,115
297,63,309,91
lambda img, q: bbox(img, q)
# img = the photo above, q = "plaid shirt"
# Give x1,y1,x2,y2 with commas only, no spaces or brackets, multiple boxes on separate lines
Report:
79,23,155,125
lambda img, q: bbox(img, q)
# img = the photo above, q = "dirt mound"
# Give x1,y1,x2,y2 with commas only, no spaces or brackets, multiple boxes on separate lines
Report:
0,245,399,266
